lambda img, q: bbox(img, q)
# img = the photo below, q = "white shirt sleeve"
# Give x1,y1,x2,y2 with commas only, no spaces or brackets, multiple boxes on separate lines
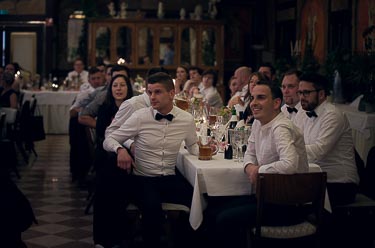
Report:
105,101,135,138
103,112,140,153
184,119,199,156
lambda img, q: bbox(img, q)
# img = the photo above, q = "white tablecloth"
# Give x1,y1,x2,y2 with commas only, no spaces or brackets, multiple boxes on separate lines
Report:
177,150,250,230
177,150,330,230
335,104,375,164
23,90,78,134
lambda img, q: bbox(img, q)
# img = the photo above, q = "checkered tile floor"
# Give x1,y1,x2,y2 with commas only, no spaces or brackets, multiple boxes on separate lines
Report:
15,135,94,248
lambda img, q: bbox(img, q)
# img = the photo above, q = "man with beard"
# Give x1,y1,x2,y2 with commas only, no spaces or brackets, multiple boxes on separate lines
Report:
294,73,359,207
280,69,303,121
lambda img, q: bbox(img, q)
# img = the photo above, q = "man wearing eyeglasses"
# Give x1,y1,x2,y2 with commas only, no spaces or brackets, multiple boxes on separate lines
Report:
280,69,303,121
295,73,359,207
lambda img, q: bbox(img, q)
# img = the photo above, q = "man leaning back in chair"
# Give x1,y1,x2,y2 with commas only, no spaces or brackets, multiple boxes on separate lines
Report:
204,80,309,248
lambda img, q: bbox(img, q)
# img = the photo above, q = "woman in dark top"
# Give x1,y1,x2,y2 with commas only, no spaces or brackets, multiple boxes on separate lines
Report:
93,74,134,248
96,74,133,141
0,72,18,109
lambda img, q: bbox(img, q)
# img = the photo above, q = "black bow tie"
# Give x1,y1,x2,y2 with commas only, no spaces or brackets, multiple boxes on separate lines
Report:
155,113,174,121
306,111,318,118
287,107,298,113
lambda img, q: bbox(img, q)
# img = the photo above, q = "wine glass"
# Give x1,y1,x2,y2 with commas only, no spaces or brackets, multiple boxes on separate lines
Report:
212,116,225,152
228,129,238,160
235,129,251,163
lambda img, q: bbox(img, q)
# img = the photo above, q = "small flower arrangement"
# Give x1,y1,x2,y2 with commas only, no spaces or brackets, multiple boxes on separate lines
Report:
190,93,204,107
217,106,231,123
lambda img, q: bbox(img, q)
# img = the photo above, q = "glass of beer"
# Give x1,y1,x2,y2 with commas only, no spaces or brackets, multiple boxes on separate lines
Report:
175,97,189,111
199,135,212,160
199,145,212,160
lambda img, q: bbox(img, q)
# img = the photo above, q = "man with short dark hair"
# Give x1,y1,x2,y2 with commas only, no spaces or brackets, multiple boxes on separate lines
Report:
208,81,308,248
104,72,198,248
295,72,359,207
258,62,276,81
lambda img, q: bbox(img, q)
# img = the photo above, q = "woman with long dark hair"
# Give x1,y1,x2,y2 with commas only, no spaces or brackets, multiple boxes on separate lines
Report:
93,74,134,248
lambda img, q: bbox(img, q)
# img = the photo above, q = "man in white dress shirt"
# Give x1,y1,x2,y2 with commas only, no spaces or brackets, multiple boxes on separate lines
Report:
280,69,303,121
104,72,199,248
208,81,308,248
67,58,89,87
295,72,359,207
93,67,169,247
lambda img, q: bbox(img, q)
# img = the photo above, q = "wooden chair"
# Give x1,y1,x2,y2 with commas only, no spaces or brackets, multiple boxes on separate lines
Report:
0,109,21,178
250,172,327,248
332,148,375,247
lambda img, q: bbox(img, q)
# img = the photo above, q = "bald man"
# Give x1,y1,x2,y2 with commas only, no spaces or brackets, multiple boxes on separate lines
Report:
227,66,252,113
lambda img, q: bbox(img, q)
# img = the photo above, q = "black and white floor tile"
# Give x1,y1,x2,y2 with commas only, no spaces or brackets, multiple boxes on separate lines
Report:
15,135,94,248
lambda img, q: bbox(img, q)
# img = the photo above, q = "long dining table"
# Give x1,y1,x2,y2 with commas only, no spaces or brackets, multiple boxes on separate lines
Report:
176,148,330,230
22,90,78,134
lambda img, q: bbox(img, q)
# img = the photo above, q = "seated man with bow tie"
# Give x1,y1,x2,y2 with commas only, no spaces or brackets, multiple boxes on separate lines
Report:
294,73,359,207
104,72,199,248
280,69,303,121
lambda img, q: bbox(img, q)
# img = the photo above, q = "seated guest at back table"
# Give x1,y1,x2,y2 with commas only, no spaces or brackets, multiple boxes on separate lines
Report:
227,66,252,113
104,72,199,248
196,69,223,109
4,63,19,90
242,72,266,125
93,74,133,248
183,66,203,93
67,58,89,89
258,62,277,82
206,81,308,248
174,65,189,94
0,72,18,109
280,69,303,122
294,72,359,207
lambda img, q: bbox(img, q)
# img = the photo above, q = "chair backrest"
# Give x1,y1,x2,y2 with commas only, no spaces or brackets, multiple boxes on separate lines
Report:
363,146,375,199
0,112,6,139
1,107,18,124
255,172,327,236
30,96,37,116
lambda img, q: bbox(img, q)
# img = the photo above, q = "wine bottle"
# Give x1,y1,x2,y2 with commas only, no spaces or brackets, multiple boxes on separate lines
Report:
224,132,233,159
229,107,238,129
224,144,233,159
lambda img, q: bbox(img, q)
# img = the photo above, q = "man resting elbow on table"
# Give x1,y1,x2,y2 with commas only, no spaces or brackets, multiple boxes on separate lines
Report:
206,81,308,248
103,72,199,248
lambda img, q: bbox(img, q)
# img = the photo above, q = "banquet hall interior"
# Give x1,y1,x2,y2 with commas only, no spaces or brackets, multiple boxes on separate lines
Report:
1,0,375,247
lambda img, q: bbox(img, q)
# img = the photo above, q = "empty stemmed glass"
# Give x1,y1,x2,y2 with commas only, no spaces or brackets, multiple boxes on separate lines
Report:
212,116,226,152
228,128,251,162
235,128,251,163
228,129,238,160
